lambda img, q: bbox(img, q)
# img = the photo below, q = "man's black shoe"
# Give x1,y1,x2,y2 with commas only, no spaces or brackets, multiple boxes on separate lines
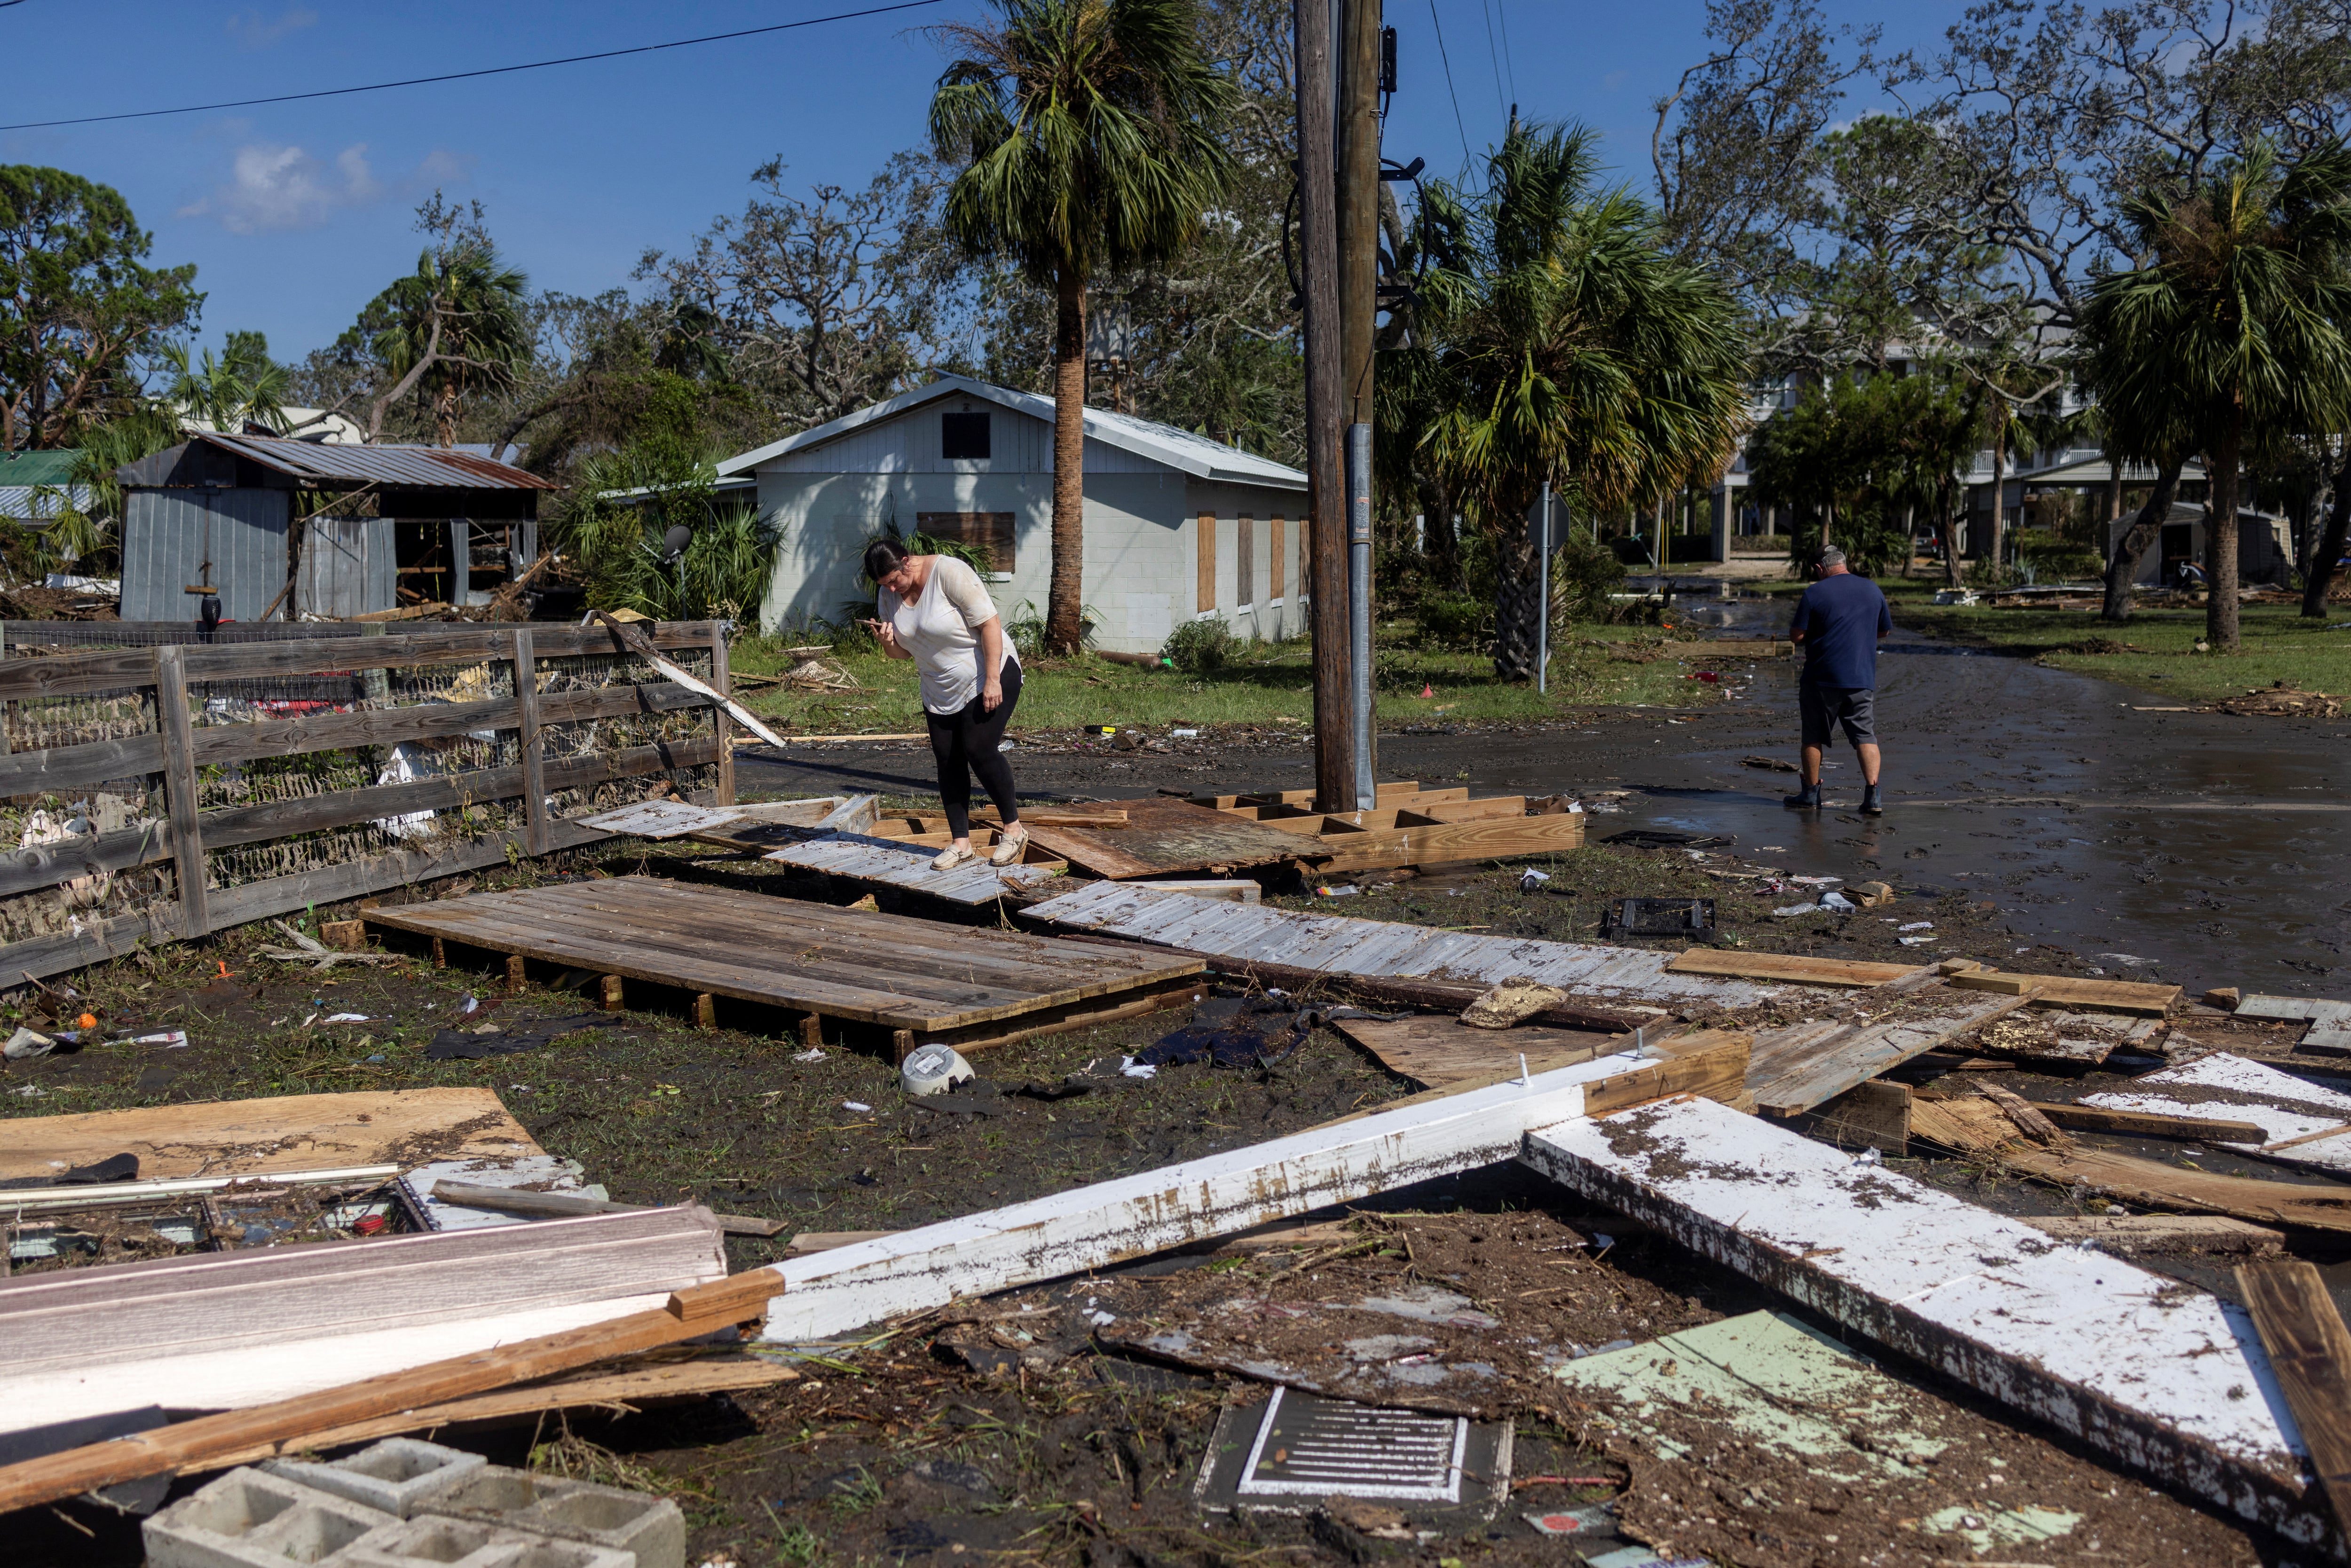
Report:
1860,785,1884,816
1782,784,1822,810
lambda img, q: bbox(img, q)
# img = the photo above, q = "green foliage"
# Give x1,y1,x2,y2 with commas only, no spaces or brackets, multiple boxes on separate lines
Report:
162,331,287,434
0,165,202,450
1749,368,1976,577
1160,615,1233,674
1548,529,1630,622
339,197,532,443
556,393,776,623
1415,593,1490,651
2017,531,2101,580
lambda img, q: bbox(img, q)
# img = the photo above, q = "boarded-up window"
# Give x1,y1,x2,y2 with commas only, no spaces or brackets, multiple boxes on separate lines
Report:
917,512,1015,573
1197,512,1217,614
1236,514,1255,606
1270,516,1286,599
941,411,991,460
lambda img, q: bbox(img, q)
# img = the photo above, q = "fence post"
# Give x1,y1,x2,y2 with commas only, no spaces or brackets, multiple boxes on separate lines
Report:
153,643,209,938
512,627,549,858
709,620,734,806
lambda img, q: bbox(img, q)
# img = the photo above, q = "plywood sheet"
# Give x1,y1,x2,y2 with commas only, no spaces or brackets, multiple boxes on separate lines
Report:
1329,1015,1625,1087
1028,797,1309,878
760,833,1064,906
0,1087,539,1182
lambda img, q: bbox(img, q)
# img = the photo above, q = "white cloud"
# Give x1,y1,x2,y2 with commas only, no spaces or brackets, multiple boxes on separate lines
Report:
227,7,318,49
179,142,382,233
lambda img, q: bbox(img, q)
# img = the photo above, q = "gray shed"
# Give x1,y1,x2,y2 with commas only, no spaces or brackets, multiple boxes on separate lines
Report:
117,433,558,624
720,376,1310,654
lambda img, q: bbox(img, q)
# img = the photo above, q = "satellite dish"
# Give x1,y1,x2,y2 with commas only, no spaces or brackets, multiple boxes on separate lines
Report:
661,524,693,563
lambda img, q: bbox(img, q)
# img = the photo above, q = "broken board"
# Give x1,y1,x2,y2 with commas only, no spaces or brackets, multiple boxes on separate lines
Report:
1948,968,2180,1016
0,1087,539,1183
1520,1094,2321,1550
1746,987,2039,1117
364,877,1202,1056
759,831,1065,906
1665,949,1920,987
1328,1015,1626,1088
2083,1051,2351,1176
1015,797,1310,879
1026,882,1783,1010
2235,994,2351,1055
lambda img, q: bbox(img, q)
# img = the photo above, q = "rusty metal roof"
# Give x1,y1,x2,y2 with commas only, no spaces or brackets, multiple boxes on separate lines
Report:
193,432,560,489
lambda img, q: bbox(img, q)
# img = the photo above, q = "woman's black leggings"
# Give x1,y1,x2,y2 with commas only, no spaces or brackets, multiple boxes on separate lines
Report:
925,661,1022,839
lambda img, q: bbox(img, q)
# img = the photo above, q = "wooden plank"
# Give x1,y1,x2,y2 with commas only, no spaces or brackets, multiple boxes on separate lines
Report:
760,835,1063,906
2084,1053,2351,1176
0,730,166,800
513,627,549,856
1666,949,1921,987
0,1209,728,1426
1803,1079,1910,1154
760,1050,1723,1341
1949,967,2180,1016
2000,1143,2351,1234
1196,511,1216,614
2237,1259,2351,1543
1328,1014,1626,1087
429,1181,785,1237
1298,812,1585,874
1751,988,2043,1117
1020,797,1310,879
1019,822,1159,879
2038,1103,2268,1142
0,1087,541,1182
2025,1214,2284,1255
185,681,710,770
152,644,208,938
203,1354,798,1467
0,1268,785,1514
1520,1095,2325,1551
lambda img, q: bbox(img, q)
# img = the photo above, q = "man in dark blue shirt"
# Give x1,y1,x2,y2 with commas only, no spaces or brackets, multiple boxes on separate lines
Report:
1785,547,1892,815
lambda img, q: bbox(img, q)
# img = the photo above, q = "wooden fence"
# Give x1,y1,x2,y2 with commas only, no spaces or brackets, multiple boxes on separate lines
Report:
0,621,735,984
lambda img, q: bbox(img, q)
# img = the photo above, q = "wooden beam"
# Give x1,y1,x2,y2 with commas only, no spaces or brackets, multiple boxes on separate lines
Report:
759,1050,1713,1342
2237,1260,2351,1545
1999,1143,2351,1234
1948,968,2180,1016
709,620,734,807
512,627,549,857
152,643,208,938
1666,950,1922,987
1520,1095,2324,1550
2036,1103,2267,1143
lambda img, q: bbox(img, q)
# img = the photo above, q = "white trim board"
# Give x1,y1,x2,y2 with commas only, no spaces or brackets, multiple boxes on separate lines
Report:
1519,1095,2319,1549
1023,882,1782,1010
756,1050,1672,1342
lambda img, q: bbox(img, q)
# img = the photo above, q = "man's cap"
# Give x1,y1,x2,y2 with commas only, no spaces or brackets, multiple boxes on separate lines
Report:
1816,546,1847,567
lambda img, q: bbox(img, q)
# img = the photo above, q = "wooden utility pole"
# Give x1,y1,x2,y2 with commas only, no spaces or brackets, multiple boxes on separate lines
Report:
1296,0,1351,811
1337,0,1381,808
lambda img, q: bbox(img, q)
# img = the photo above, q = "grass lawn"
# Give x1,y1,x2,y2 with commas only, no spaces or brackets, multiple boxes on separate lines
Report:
1877,583,2351,703
725,622,1739,735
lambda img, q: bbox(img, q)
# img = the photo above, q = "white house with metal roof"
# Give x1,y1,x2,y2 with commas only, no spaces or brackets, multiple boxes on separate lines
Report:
719,375,1310,654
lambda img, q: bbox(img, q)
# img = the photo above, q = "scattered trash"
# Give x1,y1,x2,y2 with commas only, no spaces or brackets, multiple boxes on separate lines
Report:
1739,755,1799,772
1118,1057,1157,1079
1849,880,1896,907
1601,898,1717,942
1171,728,1199,738
1818,890,1856,912
2,1025,56,1060
458,995,482,1015
901,1043,976,1097
1900,921,1934,931
1084,725,1118,736
1316,884,1362,898
1523,1505,1614,1536
113,1030,189,1048
793,1047,828,1063
1772,903,1821,917
1897,935,1939,946
842,1100,874,1112
1605,829,1732,851
322,1013,376,1024
1519,867,1552,890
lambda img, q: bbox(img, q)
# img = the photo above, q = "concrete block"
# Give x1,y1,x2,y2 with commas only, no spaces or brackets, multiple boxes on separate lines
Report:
265,1436,488,1518
331,1514,636,1568
143,1467,390,1568
420,1466,685,1568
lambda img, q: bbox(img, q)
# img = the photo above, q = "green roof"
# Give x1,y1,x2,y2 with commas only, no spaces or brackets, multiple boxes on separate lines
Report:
0,450,79,485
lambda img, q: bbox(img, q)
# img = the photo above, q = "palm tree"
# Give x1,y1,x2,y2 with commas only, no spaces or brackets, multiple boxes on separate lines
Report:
1386,122,1749,679
929,0,1235,653
364,237,531,446
2083,141,2351,650
161,334,290,436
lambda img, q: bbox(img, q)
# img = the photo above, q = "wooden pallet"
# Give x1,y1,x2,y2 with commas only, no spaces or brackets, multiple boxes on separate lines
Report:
363,877,1204,1058
1184,781,1584,871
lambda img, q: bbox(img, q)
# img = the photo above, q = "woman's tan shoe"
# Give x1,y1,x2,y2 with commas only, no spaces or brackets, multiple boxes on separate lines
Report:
988,826,1030,867
931,843,978,872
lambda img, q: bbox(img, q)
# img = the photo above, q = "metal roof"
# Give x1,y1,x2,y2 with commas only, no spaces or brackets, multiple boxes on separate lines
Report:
717,374,1308,491
0,484,89,522
0,449,81,486
190,432,559,489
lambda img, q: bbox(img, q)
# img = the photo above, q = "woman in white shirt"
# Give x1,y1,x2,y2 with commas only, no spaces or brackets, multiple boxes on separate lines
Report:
863,537,1027,871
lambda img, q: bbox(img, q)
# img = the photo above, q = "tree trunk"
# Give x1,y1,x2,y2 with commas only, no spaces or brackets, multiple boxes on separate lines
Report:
1939,479,1963,589
2100,458,2181,622
1046,266,1089,654
2303,445,2351,617
2208,414,2243,650
1901,503,1915,577
1491,515,1541,681
1820,496,1834,549
2105,445,2123,534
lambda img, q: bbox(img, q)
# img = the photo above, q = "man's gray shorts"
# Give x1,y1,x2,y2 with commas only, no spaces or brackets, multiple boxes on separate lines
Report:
1800,684,1876,748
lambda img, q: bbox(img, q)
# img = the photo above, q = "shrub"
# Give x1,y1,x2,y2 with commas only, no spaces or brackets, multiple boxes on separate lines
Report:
2018,531,2102,581
1550,531,1629,622
1416,593,1489,650
1162,616,1234,674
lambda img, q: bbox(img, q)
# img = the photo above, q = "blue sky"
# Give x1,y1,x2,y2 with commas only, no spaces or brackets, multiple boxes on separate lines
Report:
1,2,1952,366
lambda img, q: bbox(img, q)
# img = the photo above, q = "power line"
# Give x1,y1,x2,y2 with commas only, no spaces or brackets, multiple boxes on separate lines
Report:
0,0,946,132
1493,0,1520,106
1478,0,1509,122
1428,0,1472,170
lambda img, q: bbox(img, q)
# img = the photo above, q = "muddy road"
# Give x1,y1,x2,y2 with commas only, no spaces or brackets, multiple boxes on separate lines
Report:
741,604,2350,1001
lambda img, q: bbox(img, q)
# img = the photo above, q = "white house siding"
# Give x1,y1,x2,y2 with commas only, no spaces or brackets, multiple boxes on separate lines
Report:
750,394,1302,654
